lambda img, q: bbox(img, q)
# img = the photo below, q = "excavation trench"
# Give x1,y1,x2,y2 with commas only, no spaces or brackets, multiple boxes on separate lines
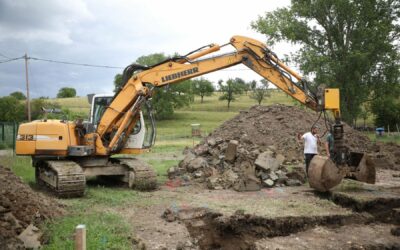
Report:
172,187,400,250
175,208,370,250
321,187,400,223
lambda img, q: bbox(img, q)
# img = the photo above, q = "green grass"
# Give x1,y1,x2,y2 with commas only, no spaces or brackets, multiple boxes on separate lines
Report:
0,155,34,184
364,132,400,145
53,97,90,114
42,213,132,250
65,187,141,211
180,91,293,112
147,159,180,183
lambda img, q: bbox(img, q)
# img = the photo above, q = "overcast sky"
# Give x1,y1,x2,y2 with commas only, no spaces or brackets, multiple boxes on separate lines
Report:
0,0,293,98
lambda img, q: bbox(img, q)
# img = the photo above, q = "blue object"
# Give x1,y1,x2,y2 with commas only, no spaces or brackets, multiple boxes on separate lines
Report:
376,127,384,136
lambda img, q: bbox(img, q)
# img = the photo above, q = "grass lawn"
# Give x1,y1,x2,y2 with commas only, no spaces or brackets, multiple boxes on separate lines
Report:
364,132,400,145
53,96,90,114
0,154,168,249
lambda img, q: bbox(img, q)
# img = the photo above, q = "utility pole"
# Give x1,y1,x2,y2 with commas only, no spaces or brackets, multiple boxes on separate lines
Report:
24,53,31,121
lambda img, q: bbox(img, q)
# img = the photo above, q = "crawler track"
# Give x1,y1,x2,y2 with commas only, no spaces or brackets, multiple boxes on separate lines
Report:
36,160,86,197
118,158,157,190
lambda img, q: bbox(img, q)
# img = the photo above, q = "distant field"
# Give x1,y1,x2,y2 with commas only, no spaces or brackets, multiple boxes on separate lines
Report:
48,91,382,149
53,96,90,114
52,91,294,147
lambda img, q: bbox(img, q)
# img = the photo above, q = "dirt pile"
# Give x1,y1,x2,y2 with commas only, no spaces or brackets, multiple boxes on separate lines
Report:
174,104,400,190
0,165,64,249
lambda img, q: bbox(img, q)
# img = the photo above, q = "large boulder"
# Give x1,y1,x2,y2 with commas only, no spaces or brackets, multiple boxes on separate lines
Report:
255,151,280,172
186,157,208,173
225,140,239,162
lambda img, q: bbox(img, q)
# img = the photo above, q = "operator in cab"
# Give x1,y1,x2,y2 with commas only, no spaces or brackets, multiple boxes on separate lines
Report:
297,125,321,176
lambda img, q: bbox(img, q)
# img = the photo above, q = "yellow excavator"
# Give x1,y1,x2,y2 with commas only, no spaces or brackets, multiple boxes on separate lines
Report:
16,35,375,196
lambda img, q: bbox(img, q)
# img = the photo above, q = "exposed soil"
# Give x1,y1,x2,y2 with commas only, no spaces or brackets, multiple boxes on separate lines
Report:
186,104,399,169
114,167,400,250
176,105,400,193
0,165,64,249
181,208,370,250
329,186,400,223
254,224,400,250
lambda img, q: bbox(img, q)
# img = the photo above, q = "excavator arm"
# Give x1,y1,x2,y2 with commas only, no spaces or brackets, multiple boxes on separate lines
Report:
94,35,340,154
15,35,375,195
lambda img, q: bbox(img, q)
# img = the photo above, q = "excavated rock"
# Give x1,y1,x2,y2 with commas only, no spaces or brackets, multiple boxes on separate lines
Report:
175,104,400,191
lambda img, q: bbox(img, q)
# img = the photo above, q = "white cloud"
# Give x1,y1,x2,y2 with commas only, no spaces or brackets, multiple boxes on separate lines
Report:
0,0,294,98
0,0,93,44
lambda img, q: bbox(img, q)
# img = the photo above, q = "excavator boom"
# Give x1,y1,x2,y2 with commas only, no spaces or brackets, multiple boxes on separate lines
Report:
96,36,325,154
16,35,375,196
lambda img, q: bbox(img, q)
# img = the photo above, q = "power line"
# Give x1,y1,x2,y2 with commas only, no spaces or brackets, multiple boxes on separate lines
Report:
0,52,11,59
29,56,124,69
0,53,253,71
0,56,24,64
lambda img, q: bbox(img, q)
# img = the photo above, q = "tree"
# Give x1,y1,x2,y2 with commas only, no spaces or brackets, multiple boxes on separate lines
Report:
57,87,76,98
0,96,25,121
359,109,369,129
252,0,400,124
370,96,400,129
218,78,244,109
192,77,215,103
171,80,195,103
113,74,123,92
250,79,270,105
249,80,257,90
30,99,62,120
10,91,26,100
113,53,192,120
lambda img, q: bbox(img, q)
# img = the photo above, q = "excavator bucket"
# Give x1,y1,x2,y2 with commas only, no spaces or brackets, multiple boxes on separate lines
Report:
348,152,376,184
308,155,344,192
308,153,376,192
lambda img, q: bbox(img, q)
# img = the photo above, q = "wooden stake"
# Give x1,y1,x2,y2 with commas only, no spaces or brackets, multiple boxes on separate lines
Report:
75,224,86,250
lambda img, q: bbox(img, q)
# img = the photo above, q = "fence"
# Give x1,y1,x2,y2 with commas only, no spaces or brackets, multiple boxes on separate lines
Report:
0,122,18,150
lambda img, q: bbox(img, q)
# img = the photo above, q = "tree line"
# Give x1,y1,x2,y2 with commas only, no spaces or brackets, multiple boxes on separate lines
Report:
251,0,400,128
0,70,271,122
0,87,80,122
2,0,399,127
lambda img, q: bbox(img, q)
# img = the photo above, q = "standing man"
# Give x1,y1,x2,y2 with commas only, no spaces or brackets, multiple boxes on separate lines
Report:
325,130,334,159
297,125,320,175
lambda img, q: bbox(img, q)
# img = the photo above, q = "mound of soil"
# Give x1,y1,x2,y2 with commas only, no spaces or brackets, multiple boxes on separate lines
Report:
176,105,399,190
206,105,397,163
0,165,64,249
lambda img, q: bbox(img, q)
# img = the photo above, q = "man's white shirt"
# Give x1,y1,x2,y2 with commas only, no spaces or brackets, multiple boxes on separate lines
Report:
302,132,318,154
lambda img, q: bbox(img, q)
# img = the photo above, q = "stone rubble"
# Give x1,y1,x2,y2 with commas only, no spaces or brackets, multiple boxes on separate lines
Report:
170,104,400,191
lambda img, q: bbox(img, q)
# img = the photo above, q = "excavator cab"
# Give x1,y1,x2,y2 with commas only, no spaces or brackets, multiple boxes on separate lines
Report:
87,94,156,153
